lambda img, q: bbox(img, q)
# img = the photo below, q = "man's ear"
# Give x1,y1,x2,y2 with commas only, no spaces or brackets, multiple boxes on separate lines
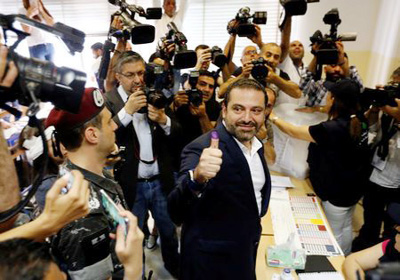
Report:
84,126,99,145
222,102,227,119
115,72,121,84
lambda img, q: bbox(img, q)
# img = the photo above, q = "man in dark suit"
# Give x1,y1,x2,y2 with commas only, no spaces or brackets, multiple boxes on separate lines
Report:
168,78,272,280
105,51,180,277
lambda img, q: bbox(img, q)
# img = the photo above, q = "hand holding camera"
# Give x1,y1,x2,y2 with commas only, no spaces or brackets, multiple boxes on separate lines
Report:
195,48,212,70
189,102,207,118
147,104,167,125
247,24,263,48
240,61,254,78
124,89,147,115
173,90,189,109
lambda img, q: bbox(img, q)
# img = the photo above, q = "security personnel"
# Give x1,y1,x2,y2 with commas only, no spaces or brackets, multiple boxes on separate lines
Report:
46,88,127,280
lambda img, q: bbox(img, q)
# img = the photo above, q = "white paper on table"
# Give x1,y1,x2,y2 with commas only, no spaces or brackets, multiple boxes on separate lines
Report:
271,175,295,189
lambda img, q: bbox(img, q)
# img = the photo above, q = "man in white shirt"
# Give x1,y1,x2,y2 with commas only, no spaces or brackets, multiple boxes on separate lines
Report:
154,0,188,42
105,51,180,278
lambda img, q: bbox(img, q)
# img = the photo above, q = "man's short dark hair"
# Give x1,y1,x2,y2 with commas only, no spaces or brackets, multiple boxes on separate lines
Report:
0,239,55,280
57,113,102,151
223,78,267,107
195,44,209,52
199,70,215,80
91,42,103,51
114,51,145,73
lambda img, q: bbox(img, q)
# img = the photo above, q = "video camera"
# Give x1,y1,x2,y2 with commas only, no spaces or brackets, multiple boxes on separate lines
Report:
361,83,400,108
0,14,86,115
227,7,267,37
310,8,357,65
251,57,270,85
108,0,161,44
280,0,319,16
157,22,197,69
0,14,86,224
185,70,202,107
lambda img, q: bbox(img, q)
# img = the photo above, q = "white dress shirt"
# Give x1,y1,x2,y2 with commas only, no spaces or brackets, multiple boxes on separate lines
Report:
116,86,171,178
227,124,265,215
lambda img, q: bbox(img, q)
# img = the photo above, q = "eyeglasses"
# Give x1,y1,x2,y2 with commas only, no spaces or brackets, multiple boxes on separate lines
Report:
118,71,144,80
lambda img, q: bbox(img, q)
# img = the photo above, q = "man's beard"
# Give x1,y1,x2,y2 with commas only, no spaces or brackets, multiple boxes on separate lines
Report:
225,120,260,143
326,73,342,82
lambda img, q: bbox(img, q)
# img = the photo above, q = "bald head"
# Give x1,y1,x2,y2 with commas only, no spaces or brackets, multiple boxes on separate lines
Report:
261,43,281,69
241,46,258,65
288,40,304,61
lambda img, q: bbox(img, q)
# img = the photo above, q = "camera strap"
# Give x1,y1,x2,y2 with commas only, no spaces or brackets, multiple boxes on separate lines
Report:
376,114,399,160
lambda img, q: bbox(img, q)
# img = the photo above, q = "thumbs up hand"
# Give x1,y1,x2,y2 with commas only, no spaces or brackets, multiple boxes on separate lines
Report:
193,131,223,184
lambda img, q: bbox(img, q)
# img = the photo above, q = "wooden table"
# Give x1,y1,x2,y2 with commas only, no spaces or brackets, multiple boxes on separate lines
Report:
256,173,345,279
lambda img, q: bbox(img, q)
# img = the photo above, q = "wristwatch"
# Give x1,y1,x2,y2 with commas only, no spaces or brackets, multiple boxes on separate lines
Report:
188,169,205,192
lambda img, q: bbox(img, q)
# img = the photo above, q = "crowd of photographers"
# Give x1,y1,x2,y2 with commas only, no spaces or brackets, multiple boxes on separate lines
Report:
0,0,400,279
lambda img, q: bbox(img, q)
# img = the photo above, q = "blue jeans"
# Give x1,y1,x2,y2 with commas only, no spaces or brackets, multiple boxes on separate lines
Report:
29,43,55,61
132,179,179,274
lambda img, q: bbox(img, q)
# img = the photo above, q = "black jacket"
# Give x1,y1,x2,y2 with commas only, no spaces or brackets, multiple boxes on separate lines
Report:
105,87,181,208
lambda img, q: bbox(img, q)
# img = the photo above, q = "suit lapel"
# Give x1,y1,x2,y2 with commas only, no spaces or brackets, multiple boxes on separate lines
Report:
216,123,260,215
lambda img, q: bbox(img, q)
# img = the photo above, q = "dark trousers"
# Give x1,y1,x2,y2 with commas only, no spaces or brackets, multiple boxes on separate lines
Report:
353,181,400,251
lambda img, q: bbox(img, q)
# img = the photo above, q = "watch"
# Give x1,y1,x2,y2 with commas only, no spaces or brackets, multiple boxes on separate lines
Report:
188,169,205,192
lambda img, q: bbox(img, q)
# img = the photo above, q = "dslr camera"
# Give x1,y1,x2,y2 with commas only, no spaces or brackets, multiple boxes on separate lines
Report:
210,46,227,68
108,0,162,44
362,83,400,108
310,8,357,65
185,71,202,107
138,63,171,113
227,7,267,37
251,57,269,84
157,22,197,69
0,14,86,114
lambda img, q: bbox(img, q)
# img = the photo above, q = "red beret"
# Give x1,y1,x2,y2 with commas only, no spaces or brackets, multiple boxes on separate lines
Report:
46,88,105,130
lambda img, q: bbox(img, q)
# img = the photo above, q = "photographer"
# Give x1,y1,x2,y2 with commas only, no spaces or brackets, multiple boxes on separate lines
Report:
353,67,400,251
220,43,302,101
343,203,400,280
270,79,370,255
173,70,221,151
300,41,363,109
105,51,180,278
154,0,188,43
279,16,306,85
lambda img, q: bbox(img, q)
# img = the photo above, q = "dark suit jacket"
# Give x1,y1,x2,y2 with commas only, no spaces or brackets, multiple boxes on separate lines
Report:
105,87,181,208
168,122,271,280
